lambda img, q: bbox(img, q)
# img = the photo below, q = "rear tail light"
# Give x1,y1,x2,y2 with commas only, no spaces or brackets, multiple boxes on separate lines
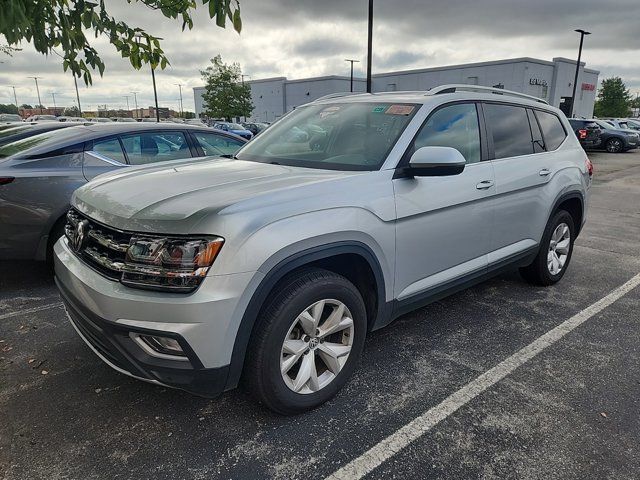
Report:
585,157,593,177
578,129,588,139
0,177,14,185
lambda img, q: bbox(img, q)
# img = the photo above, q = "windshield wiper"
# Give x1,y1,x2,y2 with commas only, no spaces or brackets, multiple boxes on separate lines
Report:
219,154,238,159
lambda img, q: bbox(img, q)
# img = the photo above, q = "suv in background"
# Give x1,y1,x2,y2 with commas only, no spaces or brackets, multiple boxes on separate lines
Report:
593,119,639,152
55,85,592,414
568,119,602,150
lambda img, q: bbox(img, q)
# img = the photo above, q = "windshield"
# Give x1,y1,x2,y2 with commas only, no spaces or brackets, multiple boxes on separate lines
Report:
595,120,615,130
236,102,418,171
225,123,244,130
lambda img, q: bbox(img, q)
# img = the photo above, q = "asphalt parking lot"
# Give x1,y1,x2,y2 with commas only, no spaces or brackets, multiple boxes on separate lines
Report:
1,150,640,480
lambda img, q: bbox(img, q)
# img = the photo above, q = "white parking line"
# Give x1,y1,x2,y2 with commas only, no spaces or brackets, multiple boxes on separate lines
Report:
326,273,640,480
0,302,63,321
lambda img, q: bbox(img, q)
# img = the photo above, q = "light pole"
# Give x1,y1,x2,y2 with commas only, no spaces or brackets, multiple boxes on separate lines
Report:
174,83,184,118
366,0,373,93
8,86,18,107
73,75,82,115
131,91,139,118
28,77,43,113
123,95,130,113
135,33,160,122
50,92,58,115
345,59,360,92
570,29,591,117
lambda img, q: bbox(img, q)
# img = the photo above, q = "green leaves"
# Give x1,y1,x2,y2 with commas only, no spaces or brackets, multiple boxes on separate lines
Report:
594,77,632,118
200,54,253,120
0,0,242,85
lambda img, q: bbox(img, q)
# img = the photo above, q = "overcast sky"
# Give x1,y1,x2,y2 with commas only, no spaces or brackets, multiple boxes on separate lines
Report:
1,0,639,112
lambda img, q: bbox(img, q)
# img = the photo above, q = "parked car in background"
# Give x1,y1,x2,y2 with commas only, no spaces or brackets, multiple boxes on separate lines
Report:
85,117,112,123
0,114,22,124
25,115,58,122
606,119,640,132
112,117,137,122
568,119,603,150
212,121,253,140
592,119,639,152
54,85,591,414
241,122,269,136
185,118,207,126
0,122,90,147
625,118,640,130
0,123,246,262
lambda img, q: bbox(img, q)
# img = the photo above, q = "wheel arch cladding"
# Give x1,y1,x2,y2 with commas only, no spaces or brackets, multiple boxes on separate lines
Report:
224,241,389,390
553,192,584,236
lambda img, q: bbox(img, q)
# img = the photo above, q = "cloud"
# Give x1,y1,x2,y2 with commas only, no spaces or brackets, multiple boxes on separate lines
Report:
1,0,639,111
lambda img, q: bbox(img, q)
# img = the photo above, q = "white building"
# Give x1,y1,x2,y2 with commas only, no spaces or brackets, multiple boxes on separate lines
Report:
194,57,599,122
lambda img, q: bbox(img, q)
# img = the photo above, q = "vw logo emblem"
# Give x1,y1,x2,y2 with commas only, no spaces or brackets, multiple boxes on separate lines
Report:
309,337,319,349
72,220,89,251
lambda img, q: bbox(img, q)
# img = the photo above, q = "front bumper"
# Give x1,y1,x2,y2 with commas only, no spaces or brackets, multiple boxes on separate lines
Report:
54,237,259,397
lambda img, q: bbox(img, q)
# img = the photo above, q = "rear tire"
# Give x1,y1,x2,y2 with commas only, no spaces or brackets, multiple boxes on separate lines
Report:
244,268,367,415
520,210,575,286
606,138,623,153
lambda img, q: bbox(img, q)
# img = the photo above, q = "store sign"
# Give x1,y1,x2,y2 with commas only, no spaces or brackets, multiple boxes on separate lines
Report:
582,83,596,91
529,78,548,87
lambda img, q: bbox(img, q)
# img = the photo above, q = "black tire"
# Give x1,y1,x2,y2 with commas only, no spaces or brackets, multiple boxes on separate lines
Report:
244,268,367,415
605,137,623,153
520,210,575,286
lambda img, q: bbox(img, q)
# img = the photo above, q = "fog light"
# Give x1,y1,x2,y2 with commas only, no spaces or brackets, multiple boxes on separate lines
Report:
139,334,186,357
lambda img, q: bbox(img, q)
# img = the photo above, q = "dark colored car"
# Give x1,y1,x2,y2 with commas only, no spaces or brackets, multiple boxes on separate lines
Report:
0,122,91,147
568,119,602,149
212,122,253,140
241,122,269,136
569,119,639,153
0,123,246,261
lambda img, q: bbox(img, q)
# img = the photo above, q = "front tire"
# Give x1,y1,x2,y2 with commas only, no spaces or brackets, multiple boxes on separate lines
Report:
520,210,575,286
244,268,367,415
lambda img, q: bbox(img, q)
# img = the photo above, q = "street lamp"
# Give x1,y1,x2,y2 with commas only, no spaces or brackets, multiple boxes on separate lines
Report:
366,0,373,93
7,86,18,107
28,77,43,113
123,95,130,112
174,83,184,118
73,75,82,115
50,92,58,115
131,91,139,119
345,59,360,92
135,33,160,122
570,29,591,117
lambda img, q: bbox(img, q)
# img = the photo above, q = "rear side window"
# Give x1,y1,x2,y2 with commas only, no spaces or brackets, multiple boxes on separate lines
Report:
527,110,545,153
484,104,534,159
413,103,481,164
92,137,126,164
535,111,567,151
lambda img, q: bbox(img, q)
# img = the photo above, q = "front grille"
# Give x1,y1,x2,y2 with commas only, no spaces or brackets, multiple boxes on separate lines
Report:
65,209,132,281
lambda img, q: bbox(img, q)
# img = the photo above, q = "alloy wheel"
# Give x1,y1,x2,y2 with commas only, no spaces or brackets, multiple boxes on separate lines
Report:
280,299,354,394
547,222,570,275
607,139,622,153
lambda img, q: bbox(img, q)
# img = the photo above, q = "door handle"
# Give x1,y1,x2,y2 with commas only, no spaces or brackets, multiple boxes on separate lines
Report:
539,168,551,176
476,180,494,190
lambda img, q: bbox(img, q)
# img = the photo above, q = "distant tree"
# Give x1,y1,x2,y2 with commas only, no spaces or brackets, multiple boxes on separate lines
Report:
63,106,81,116
200,55,253,121
20,103,33,109
631,95,640,109
0,104,19,114
0,0,242,85
594,77,632,118
183,111,196,119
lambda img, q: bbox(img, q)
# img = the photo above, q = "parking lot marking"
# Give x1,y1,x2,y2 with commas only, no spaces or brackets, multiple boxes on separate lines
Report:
0,302,63,321
325,272,640,480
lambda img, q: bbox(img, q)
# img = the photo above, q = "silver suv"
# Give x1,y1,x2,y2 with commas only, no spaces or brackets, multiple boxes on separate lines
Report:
54,85,592,414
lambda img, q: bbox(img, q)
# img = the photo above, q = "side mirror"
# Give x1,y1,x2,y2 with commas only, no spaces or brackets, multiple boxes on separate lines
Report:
407,146,466,177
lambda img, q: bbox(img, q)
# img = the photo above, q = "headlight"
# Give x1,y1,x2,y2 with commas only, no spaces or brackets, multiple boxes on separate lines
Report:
121,236,224,292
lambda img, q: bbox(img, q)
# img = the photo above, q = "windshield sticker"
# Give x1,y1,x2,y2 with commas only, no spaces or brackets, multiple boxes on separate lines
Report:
372,106,386,113
385,105,415,116
320,106,341,118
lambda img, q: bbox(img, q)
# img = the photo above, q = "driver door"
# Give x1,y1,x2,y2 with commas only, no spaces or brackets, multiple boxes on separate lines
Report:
393,102,495,302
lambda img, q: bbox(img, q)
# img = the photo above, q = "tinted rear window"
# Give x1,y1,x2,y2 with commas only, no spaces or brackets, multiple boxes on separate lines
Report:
535,111,567,151
484,104,534,159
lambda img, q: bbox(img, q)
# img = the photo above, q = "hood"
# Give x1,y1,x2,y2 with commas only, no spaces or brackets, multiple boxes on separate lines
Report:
73,158,354,232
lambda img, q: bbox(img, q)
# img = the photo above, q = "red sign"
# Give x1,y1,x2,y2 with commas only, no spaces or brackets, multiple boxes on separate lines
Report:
581,83,596,91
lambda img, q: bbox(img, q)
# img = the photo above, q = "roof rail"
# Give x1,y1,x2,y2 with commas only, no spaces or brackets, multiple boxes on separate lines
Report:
313,92,369,102
427,84,549,105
